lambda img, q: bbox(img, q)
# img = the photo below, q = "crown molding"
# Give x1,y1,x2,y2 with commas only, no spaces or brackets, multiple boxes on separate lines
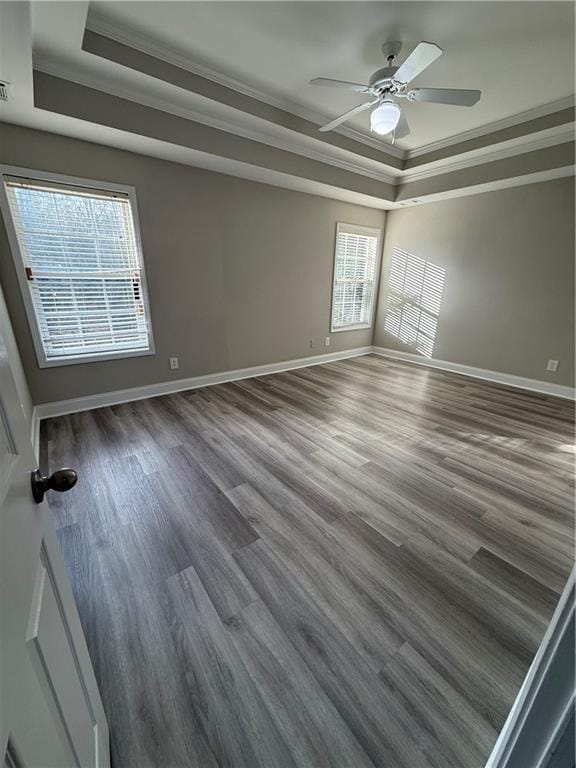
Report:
401,125,575,183
407,95,575,159
32,55,575,198
84,12,405,160
86,10,575,168
33,56,398,187
396,165,575,209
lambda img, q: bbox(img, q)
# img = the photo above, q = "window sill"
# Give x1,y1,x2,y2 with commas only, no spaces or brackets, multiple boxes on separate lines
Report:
330,324,372,333
37,346,155,368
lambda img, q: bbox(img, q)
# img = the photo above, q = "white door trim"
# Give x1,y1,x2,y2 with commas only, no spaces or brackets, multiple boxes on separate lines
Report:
484,571,575,768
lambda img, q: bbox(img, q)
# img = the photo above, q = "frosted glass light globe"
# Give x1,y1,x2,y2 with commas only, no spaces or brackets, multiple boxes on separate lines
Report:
370,102,401,135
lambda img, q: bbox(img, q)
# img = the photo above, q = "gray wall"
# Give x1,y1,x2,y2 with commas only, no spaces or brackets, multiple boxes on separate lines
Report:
374,178,575,387
1,121,573,405
0,122,384,405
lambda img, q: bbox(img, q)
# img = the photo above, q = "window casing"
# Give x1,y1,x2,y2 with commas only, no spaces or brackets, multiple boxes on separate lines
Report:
0,168,154,367
330,223,382,332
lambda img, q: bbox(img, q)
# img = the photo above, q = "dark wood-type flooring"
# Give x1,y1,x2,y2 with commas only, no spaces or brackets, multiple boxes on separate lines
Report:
42,355,575,768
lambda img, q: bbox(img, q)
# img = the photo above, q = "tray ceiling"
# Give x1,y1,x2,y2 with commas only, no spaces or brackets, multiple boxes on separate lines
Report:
85,1,575,150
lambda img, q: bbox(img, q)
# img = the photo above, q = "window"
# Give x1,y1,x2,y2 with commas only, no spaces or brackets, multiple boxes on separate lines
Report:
331,223,381,331
384,247,446,358
0,169,154,367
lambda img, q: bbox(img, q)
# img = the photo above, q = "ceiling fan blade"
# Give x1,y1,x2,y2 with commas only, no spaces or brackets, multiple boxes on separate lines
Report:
395,110,411,139
408,87,481,106
318,98,379,133
394,41,443,85
309,77,370,93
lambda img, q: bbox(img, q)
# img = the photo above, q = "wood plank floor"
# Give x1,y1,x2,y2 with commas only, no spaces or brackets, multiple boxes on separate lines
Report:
42,355,575,768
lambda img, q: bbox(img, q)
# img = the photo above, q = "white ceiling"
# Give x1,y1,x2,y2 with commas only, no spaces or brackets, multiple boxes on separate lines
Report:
87,1,575,150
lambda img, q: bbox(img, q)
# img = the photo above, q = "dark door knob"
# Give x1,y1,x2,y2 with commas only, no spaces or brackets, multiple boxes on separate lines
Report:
31,468,78,504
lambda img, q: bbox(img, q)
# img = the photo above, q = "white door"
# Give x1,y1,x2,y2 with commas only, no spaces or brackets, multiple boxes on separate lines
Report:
0,301,109,765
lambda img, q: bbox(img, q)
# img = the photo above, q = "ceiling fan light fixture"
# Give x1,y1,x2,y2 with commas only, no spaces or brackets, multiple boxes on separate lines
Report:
370,101,401,135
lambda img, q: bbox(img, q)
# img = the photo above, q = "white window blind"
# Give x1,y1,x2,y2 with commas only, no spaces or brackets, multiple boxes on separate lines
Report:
3,175,153,366
384,247,446,358
331,224,380,331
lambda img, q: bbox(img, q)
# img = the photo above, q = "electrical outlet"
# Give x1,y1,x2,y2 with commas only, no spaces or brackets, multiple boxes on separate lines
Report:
169,357,179,370
309,339,316,349
324,336,331,347
546,359,559,372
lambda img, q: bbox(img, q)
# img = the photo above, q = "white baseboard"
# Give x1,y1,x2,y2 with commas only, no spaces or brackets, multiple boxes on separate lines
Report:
35,346,373,420
372,346,575,400
33,343,575,422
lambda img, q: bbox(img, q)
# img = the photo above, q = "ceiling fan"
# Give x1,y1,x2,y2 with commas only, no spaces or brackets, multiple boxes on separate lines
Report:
310,41,481,142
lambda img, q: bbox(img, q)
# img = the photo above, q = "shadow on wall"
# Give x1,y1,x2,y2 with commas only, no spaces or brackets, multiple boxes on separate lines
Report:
384,247,446,358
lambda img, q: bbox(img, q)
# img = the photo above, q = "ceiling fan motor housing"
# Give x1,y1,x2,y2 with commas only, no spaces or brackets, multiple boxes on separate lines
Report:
369,67,406,97
369,66,397,86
